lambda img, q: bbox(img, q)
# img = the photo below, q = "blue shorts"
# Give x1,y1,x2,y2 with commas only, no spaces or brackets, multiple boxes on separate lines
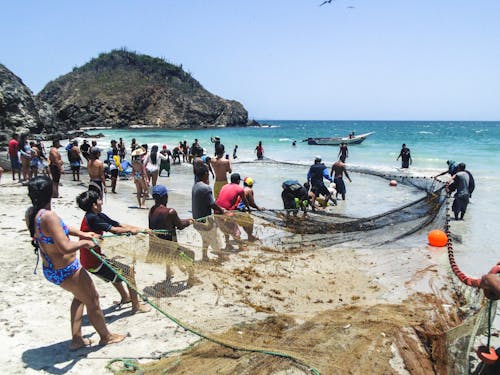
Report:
10,157,21,170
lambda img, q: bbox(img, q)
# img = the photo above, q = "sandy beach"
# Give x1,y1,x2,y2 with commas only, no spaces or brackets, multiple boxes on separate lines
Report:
0,162,492,374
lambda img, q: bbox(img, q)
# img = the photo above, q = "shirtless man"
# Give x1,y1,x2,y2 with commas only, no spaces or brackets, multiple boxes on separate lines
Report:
148,184,197,285
330,159,352,200
192,149,214,182
210,144,232,199
49,139,63,198
87,147,107,198
238,177,263,211
69,140,82,181
338,143,349,162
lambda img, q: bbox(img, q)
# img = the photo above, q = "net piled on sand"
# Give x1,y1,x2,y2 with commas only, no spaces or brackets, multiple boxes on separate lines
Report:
97,171,493,374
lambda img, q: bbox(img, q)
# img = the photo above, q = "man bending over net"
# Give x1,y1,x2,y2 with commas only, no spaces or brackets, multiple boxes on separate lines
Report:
77,190,150,314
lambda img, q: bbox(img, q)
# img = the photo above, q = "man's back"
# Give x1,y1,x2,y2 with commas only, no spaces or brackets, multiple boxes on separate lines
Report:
88,159,103,180
332,161,346,178
192,181,214,219
49,147,61,165
454,171,470,197
8,138,18,157
211,157,231,181
308,163,326,186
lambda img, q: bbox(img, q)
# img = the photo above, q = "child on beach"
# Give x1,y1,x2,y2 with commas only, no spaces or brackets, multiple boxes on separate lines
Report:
77,190,151,314
26,176,126,350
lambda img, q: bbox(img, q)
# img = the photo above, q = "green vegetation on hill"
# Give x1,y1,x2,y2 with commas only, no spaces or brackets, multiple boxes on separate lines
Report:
38,48,248,129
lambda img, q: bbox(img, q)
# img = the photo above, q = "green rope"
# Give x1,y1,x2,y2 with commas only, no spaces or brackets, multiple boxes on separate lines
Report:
487,299,493,348
106,357,143,374
89,246,321,375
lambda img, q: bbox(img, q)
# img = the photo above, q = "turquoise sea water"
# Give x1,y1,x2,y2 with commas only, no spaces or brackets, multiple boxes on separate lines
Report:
88,121,500,276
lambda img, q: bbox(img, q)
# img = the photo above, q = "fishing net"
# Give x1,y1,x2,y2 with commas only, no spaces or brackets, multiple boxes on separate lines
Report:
96,170,492,374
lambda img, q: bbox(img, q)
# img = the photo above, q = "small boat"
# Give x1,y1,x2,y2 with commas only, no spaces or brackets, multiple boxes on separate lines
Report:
303,132,375,146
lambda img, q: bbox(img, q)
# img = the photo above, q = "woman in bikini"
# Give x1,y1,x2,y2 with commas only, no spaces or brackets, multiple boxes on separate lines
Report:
131,147,149,209
26,176,126,350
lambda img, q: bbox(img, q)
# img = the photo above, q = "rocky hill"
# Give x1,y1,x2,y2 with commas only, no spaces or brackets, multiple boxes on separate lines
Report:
0,64,44,143
37,49,249,129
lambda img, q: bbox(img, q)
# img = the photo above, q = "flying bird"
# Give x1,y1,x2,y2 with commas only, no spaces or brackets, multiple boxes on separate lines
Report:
319,0,334,6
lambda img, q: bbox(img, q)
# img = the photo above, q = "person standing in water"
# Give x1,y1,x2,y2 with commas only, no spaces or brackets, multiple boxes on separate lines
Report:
396,143,412,168
446,163,472,220
307,156,333,208
255,141,264,160
330,159,352,200
338,142,349,162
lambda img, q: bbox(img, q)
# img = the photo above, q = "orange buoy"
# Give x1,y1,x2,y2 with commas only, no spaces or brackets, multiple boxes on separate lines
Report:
389,180,398,187
477,346,498,365
428,230,448,247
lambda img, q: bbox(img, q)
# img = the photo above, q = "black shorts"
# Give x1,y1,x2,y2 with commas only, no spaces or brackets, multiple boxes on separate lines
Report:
49,164,61,183
452,195,469,214
89,180,103,198
110,169,118,178
89,259,130,283
312,183,330,197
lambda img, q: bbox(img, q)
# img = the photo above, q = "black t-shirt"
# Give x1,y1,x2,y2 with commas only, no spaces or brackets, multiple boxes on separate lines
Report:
85,212,119,233
80,143,90,152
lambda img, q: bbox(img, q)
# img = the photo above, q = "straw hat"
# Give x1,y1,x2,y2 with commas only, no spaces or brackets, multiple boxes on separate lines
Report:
131,147,146,156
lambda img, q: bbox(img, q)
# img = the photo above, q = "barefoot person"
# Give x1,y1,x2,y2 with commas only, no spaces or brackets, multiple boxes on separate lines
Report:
330,158,352,200
26,176,125,350
145,145,170,187
192,165,225,260
148,184,198,285
307,156,333,208
131,147,149,209
255,141,264,160
108,148,122,194
48,139,63,198
216,173,254,247
210,144,232,198
69,140,82,182
87,147,107,199
77,190,150,314
7,133,21,181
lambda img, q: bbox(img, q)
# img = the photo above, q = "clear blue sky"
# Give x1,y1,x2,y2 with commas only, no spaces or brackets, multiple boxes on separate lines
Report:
1,0,499,121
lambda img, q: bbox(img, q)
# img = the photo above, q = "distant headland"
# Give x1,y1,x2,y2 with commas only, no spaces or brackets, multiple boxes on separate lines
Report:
0,48,258,148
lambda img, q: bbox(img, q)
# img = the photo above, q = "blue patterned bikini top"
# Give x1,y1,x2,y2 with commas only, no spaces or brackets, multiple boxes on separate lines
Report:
34,209,70,245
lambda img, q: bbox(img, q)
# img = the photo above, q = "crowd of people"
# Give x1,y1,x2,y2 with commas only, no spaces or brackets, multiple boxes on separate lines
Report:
19,135,272,350
4,130,490,354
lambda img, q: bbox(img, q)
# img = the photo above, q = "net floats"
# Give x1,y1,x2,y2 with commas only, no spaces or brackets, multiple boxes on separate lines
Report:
428,229,448,247
477,346,498,365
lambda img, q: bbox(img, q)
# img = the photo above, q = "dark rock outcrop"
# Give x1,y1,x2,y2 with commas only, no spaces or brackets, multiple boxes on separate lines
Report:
0,64,44,142
37,49,249,129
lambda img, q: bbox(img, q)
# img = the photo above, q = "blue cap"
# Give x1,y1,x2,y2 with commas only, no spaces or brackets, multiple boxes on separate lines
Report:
152,185,168,197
